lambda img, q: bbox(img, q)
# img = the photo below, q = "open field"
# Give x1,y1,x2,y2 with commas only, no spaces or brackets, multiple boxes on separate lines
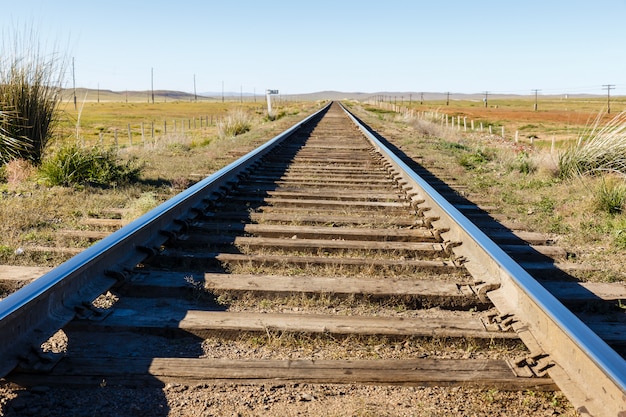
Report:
373,96,626,151
58,89,626,151
56,99,276,149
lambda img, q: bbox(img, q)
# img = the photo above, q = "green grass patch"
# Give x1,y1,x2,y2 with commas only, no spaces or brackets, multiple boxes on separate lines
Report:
457,148,493,170
595,178,626,215
437,140,470,152
505,151,537,174
38,144,143,187
364,106,396,115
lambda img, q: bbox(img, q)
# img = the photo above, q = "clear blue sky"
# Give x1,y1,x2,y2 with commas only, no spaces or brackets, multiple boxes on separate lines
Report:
2,0,625,96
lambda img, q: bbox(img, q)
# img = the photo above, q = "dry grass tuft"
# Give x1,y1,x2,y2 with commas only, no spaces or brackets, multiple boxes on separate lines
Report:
217,110,252,139
559,110,626,178
4,158,36,187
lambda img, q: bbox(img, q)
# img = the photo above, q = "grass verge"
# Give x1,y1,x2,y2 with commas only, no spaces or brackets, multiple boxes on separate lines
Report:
354,103,626,283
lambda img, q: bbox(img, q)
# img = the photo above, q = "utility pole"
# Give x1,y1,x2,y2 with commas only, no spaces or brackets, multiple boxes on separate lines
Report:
603,84,615,114
532,89,540,111
193,74,197,102
151,67,154,104
484,91,489,108
420,92,423,105
446,92,449,106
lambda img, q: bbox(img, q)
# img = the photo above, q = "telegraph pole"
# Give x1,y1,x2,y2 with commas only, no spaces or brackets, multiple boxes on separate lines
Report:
532,89,540,111
603,84,615,114
193,74,197,102
151,67,154,104
484,91,489,108
446,92,449,106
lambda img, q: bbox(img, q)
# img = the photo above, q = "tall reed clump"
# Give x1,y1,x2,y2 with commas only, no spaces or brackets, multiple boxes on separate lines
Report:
217,110,251,139
0,26,66,165
558,110,626,179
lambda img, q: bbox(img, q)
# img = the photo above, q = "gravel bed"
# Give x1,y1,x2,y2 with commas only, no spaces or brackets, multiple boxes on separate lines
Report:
0,382,575,416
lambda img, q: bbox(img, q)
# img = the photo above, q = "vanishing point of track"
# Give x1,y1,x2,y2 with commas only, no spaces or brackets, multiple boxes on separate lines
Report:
0,102,625,416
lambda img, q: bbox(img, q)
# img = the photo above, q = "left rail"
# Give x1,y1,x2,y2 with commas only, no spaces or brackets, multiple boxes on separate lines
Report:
0,103,331,378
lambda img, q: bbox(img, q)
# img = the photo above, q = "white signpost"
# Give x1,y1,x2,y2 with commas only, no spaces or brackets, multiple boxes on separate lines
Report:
266,89,279,117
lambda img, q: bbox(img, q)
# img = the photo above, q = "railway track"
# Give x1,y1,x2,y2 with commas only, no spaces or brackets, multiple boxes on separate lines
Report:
0,102,625,416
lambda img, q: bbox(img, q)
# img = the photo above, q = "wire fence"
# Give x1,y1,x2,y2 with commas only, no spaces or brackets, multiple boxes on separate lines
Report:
366,99,556,151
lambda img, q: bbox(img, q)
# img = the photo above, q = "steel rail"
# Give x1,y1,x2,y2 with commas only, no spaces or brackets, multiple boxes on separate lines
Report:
339,102,625,416
0,102,331,378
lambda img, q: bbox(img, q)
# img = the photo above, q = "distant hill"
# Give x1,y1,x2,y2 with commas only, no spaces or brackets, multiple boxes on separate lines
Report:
61,88,607,103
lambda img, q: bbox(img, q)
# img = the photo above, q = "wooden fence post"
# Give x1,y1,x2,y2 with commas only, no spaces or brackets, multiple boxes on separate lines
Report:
127,124,132,146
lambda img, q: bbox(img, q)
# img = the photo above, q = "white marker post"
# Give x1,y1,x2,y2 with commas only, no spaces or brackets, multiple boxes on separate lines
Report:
266,89,279,118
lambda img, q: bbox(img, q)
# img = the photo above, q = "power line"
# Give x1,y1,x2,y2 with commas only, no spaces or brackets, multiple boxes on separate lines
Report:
532,89,541,111
602,84,615,113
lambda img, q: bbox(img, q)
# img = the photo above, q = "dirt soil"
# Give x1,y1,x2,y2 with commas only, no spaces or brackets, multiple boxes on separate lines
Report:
0,382,573,417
